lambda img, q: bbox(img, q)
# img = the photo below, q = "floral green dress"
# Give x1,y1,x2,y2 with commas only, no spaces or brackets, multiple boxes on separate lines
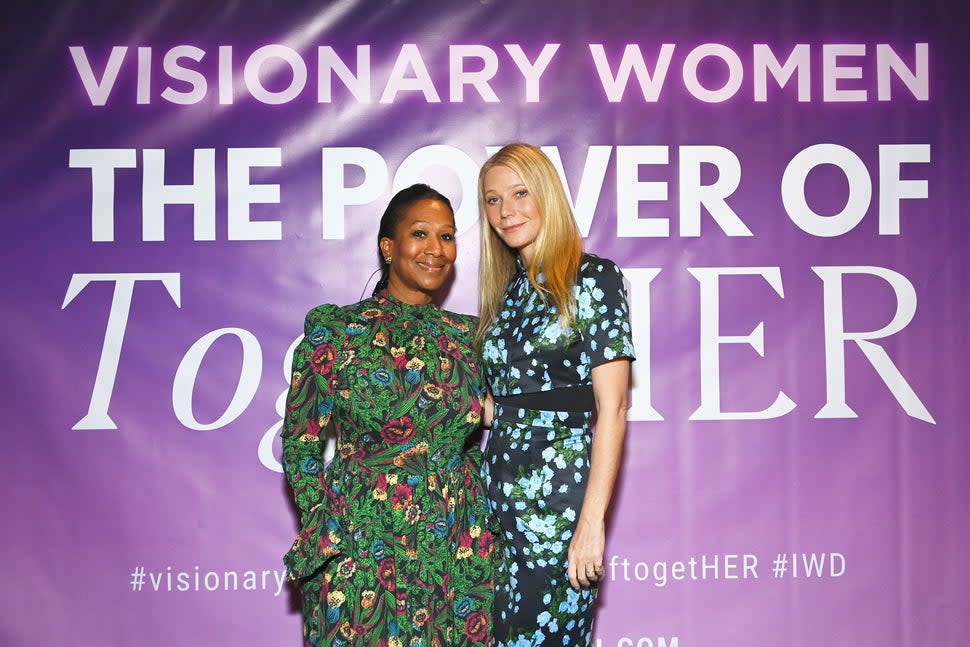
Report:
282,293,497,647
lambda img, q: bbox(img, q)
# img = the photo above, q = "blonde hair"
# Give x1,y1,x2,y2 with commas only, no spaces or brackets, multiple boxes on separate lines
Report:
476,143,583,345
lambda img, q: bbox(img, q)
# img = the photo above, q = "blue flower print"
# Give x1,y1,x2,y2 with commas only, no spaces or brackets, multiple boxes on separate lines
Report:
308,326,331,345
481,255,634,646
301,456,320,475
371,367,393,386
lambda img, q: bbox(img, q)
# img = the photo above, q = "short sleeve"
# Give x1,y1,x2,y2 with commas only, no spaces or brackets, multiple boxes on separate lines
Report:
280,304,341,524
577,258,636,369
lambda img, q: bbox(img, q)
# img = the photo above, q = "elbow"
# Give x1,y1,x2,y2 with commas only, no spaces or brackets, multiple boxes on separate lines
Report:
597,394,629,425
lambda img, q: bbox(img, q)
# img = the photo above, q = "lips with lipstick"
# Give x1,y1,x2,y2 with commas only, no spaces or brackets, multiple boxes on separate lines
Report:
415,258,449,273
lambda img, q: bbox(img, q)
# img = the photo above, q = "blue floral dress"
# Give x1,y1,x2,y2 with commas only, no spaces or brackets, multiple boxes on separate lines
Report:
282,293,497,646
480,255,635,646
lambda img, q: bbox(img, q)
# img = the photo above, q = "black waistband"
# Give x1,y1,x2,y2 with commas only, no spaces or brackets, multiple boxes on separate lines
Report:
493,386,594,413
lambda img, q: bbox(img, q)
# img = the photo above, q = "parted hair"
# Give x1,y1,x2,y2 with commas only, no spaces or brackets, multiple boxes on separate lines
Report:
475,143,583,345
373,184,454,296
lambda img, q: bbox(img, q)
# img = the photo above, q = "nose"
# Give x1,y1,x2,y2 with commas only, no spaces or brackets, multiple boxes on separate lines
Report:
425,234,442,256
500,201,514,219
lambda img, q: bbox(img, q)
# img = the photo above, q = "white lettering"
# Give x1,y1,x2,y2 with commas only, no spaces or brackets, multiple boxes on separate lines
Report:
688,267,796,420
244,45,307,105
173,328,263,430
678,145,749,236
505,44,560,102
161,45,207,105
616,146,670,237
753,43,810,102
218,45,234,104
227,148,283,241
137,47,151,104
876,43,928,101
449,45,499,102
589,43,675,102
142,148,217,241
682,44,743,103
380,43,441,103
62,273,181,429
878,144,930,235
823,44,867,102
69,46,127,106
622,268,663,421
321,147,389,240
69,148,138,242
782,144,872,237
813,266,934,423
317,45,371,103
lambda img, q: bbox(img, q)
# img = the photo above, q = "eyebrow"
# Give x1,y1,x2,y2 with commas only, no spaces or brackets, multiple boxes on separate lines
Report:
484,183,526,194
408,220,455,229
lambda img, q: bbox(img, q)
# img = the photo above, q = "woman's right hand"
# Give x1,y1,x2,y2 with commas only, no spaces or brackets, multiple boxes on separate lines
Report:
482,392,495,428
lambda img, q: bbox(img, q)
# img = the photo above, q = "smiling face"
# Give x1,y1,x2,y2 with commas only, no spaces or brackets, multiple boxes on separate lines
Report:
482,164,543,266
379,198,457,304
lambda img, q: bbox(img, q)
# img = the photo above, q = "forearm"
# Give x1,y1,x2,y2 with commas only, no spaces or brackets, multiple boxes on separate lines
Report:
580,358,631,522
282,431,324,522
568,358,630,588
577,407,626,523
281,315,327,522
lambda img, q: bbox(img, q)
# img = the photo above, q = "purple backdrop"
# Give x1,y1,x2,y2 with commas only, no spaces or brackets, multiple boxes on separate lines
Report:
2,1,968,645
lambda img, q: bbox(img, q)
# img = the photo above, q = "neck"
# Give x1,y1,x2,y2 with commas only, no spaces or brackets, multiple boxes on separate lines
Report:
386,282,433,305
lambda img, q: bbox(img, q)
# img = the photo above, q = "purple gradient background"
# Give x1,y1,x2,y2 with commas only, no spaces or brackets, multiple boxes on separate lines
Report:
1,1,967,645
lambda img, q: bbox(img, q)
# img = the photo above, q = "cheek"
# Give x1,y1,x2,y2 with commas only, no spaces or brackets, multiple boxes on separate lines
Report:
395,239,419,257
485,207,503,228
523,199,540,219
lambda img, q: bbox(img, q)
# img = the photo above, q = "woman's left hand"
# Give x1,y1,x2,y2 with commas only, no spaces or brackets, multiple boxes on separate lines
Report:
567,514,606,590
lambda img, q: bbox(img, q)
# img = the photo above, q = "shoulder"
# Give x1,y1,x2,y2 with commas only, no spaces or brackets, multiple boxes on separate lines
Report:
300,303,351,346
578,253,625,288
304,303,345,327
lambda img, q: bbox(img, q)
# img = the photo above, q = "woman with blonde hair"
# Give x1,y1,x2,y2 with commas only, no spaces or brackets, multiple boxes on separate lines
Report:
477,143,635,646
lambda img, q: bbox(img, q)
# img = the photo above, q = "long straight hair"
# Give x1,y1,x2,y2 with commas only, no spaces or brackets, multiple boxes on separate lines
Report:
476,143,583,345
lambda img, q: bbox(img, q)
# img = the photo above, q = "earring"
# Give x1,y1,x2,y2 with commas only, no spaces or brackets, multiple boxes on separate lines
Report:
384,256,391,264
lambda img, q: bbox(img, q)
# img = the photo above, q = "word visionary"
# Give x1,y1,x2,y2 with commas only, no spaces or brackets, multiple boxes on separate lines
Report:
69,42,928,107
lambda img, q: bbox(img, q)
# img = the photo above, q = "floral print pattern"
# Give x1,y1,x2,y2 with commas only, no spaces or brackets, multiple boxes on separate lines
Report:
482,256,636,396
282,294,497,646
481,255,635,647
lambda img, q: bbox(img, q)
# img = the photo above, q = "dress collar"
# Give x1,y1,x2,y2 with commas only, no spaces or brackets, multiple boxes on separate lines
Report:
374,290,438,317
514,255,545,284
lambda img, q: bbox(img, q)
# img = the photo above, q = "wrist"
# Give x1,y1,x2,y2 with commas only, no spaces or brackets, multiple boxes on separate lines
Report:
577,511,606,526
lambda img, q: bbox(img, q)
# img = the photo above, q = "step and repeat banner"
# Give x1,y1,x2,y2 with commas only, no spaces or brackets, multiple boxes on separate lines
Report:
2,1,967,645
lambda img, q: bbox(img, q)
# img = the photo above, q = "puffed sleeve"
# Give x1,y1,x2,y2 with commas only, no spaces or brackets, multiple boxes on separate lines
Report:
281,304,340,526
577,257,636,368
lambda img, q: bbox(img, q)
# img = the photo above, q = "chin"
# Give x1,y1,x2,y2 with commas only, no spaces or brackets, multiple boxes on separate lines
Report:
501,235,531,251
422,279,449,293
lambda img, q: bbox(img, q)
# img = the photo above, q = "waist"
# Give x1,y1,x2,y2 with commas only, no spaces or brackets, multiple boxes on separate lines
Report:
493,385,594,413
492,402,591,429
330,442,474,475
